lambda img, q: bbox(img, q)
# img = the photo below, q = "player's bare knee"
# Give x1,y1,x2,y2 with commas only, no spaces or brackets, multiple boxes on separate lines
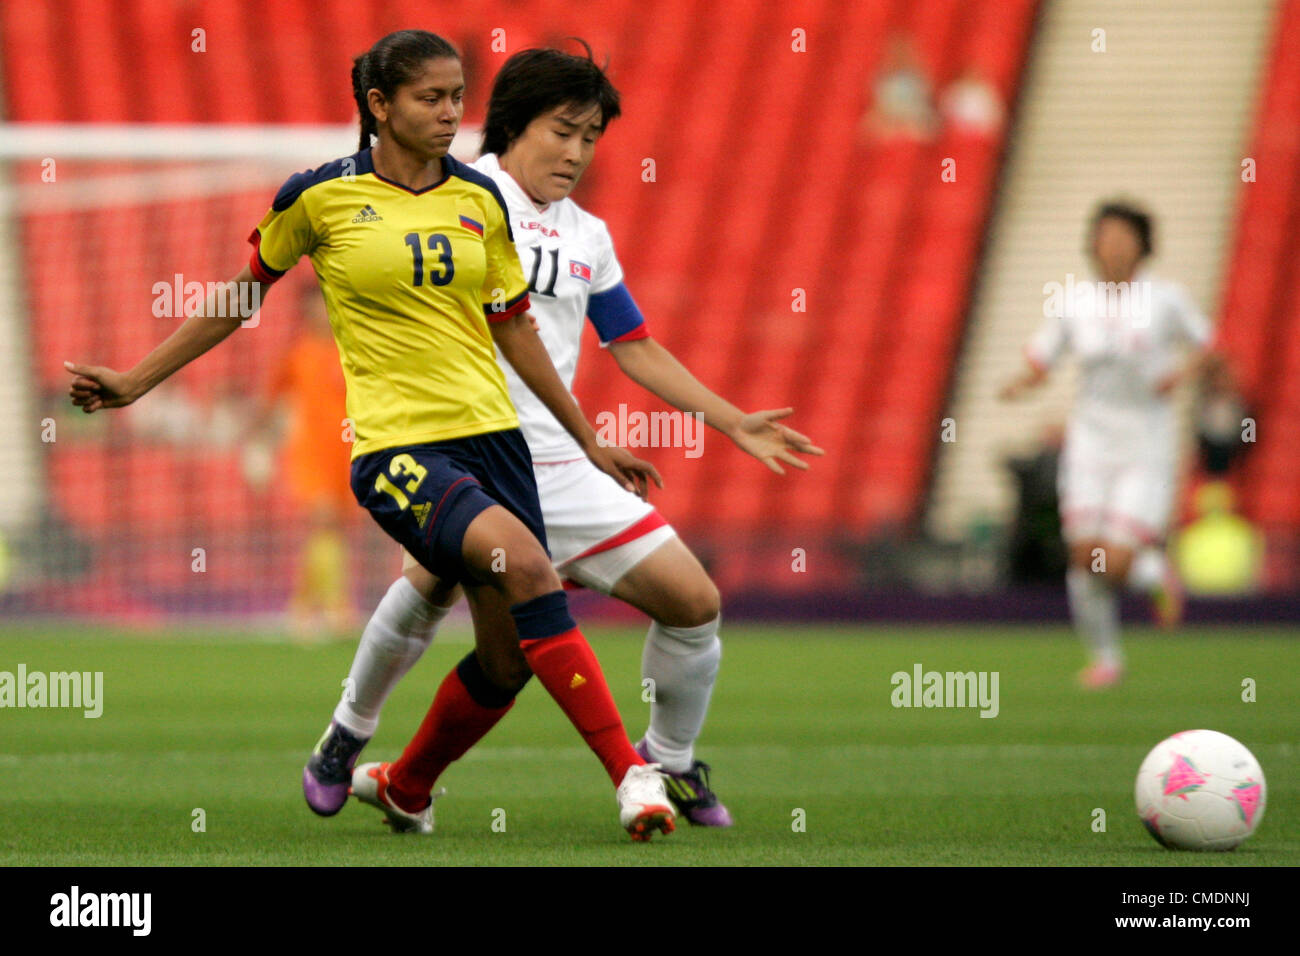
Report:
659,578,721,628
401,560,448,603
499,550,562,603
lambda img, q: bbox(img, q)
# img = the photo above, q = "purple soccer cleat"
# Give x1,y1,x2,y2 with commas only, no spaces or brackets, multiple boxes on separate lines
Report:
635,740,733,827
303,721,369,816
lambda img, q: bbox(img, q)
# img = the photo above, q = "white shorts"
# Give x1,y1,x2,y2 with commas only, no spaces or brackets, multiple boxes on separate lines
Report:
534,457,677,594
1059,424,1175,548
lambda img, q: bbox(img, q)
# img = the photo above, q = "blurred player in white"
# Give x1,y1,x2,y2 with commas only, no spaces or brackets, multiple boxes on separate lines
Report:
1000,202,1213,688
309,43,821,829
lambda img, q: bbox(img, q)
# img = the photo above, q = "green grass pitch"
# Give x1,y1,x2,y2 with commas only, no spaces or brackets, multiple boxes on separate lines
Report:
0,623,1295,866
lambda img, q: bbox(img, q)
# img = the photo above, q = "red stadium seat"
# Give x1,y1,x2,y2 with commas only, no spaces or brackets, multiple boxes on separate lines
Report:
5,0,1043,605
1215,0,1300,531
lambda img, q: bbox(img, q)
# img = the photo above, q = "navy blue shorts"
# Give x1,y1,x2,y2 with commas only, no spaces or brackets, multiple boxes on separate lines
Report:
350,428,548,585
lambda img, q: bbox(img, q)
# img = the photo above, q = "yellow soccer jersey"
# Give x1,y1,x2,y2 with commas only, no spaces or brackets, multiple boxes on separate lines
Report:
247,149,531,458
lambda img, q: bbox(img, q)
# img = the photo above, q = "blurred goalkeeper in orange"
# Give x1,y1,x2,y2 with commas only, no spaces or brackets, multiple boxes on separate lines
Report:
247,279,357,639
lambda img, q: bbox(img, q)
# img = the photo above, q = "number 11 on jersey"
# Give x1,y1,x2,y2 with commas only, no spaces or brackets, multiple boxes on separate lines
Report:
526,245,559,297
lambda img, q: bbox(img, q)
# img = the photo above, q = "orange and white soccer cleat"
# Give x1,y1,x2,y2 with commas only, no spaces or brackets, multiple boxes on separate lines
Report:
616,763,676,842
351,761,442,834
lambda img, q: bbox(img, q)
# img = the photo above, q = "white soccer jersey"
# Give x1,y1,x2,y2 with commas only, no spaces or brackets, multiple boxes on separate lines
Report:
472,153,649,463
1026,272,1212,459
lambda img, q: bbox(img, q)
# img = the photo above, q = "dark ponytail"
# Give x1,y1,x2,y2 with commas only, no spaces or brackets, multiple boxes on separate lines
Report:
352,30,460,152
351,54,376,151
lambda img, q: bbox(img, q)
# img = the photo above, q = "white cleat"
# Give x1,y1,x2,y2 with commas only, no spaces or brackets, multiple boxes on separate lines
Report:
351,761,443,835
617,763,676,842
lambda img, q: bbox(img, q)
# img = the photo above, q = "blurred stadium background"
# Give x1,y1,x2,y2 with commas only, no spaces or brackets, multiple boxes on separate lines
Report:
1,0,1296,630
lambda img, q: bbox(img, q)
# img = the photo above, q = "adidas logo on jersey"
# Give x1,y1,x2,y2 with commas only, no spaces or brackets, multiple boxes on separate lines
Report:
351,204,382,223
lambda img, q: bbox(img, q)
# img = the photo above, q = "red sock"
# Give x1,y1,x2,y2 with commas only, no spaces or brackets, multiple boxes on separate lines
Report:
387,666,513,812
520,627,644,786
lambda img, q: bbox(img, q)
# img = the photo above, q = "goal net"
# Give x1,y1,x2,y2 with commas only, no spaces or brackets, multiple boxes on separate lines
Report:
0,123,479,629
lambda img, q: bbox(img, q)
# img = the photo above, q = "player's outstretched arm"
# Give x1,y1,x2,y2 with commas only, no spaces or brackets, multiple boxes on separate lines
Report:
492,311,662,497
609,335,823,475
67,265,269,413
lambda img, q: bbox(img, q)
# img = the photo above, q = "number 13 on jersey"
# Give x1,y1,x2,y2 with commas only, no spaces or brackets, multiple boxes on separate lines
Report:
404,232,455,287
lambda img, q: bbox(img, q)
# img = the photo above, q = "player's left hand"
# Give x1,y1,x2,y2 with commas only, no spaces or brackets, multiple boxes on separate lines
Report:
65,361,137,413
587,444,664,499
729,408,824,475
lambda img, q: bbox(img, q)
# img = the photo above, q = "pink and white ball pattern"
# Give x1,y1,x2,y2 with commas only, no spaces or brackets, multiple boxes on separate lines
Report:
1135,729,1266,851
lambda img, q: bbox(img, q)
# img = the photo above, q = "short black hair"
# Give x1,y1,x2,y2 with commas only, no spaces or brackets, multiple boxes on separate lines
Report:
480,41,620,157
1090,200,1154,258
352,30,460,151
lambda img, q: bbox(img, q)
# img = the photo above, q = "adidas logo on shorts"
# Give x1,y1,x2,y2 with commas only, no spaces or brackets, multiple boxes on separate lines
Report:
351,204,382,223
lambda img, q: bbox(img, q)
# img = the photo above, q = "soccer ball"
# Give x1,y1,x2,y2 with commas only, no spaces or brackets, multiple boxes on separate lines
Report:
1134,729,1266,851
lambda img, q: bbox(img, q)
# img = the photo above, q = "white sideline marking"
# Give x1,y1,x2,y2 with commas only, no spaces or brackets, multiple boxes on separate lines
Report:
1,742,1293,766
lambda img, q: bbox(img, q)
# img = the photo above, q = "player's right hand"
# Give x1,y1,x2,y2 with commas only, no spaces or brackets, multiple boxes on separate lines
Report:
587,444,663,499
65,361,137,413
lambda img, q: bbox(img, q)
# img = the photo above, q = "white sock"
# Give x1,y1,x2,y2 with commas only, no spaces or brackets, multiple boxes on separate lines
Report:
641,616,722,773
333,576,448,737
1066,567,1123,668
1127,548,1166,594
